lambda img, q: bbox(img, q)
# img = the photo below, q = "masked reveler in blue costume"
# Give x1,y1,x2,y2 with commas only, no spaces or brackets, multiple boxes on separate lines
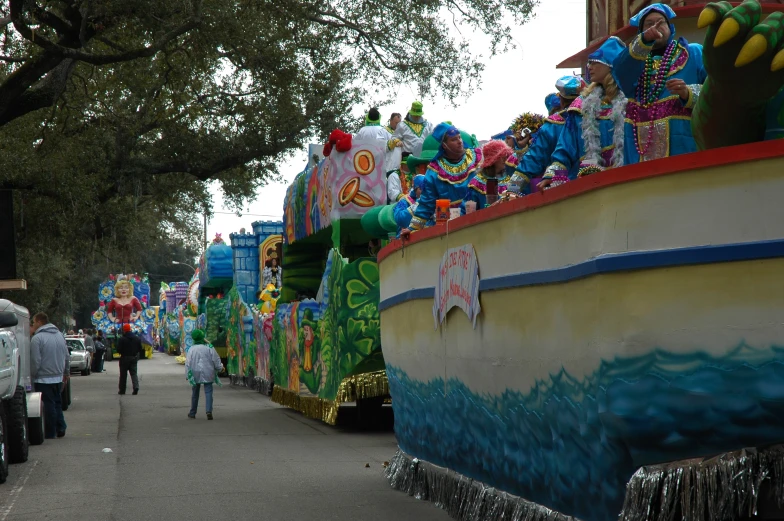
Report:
540,37,628,190
402,123,482,234
393,173,427,232
508,76,583,194
613,3,706,163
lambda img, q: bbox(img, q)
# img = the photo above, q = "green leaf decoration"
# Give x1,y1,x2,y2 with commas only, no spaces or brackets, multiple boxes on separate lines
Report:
358,259,379,285
346,279,371,309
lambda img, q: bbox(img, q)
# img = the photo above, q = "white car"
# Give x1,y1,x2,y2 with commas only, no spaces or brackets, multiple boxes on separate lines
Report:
65,337,93,376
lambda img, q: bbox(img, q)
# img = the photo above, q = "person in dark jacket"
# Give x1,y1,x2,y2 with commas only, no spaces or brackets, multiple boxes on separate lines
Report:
93,330,106,373
117,324,141,395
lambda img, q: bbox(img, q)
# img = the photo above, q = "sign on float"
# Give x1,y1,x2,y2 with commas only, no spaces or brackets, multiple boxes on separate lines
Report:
433,244,481,329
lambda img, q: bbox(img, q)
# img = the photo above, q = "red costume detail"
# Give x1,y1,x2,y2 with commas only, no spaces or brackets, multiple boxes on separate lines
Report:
107,297,142,323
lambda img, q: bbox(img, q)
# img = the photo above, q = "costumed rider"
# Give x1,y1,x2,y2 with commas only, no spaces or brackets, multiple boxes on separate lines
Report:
539,37,628,190
355,107,405,202
262,252,282,288
499,112,547,173
388,101,435,157
384,112,401,135
508,76,584,194
400,123,481,237
463,139,514,213
613,3,706,163
393,169,427,234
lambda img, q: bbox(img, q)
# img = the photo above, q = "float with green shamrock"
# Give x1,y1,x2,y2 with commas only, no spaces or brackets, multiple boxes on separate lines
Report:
271,136,389,424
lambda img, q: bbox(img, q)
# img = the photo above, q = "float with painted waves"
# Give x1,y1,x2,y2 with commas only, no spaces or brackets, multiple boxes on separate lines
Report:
380,2,784,520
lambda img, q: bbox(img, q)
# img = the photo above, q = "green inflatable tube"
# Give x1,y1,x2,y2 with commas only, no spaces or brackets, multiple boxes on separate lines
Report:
361,206,387,238
379,204,398,232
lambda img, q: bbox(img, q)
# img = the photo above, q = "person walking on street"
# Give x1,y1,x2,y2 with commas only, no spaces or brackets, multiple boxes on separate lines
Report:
118,324,141,395
93,330,106,373
185,329,223,420
30,312,69,439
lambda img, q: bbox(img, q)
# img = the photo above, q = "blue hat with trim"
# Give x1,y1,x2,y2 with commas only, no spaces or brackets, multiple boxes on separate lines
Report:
587,36,626,69
631,3,677,37
555,76,583,100
545,93,561,115
431,122,461,160
630,3,676,27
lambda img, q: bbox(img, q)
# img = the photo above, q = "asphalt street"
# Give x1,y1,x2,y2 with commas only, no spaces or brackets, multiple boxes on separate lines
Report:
0,355,449,521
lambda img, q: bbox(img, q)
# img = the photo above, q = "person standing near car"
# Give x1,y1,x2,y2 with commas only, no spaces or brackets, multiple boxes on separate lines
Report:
93,330,106,373
117,324,141,395
30,312,69,439
81,329,96,368
81,329,95,351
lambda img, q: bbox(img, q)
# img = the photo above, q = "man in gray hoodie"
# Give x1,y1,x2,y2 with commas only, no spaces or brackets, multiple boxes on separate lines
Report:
30,312,70,439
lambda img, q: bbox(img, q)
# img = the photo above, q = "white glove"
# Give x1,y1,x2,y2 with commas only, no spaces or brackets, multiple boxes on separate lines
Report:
508,174,526,193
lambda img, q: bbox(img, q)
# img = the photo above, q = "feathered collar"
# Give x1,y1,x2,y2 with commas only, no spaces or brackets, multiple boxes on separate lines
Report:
580,86,627,168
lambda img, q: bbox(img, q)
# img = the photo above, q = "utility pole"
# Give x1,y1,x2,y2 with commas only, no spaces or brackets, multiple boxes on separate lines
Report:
203,211,208,251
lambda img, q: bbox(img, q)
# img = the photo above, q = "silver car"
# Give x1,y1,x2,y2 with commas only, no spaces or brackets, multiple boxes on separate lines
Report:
65,337,93,376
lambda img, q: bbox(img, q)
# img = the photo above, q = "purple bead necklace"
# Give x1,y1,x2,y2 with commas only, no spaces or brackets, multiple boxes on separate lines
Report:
634,40,678,159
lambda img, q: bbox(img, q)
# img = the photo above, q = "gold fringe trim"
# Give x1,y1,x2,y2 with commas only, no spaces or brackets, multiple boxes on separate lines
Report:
271,387,337,424
175,355,186,365
335,370,390,404
270,370,390,425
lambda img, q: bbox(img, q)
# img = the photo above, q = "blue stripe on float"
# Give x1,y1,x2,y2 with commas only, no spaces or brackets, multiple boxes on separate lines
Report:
379,239,784,311
379,287,435,312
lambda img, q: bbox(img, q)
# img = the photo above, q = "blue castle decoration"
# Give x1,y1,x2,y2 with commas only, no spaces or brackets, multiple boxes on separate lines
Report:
229,220,284,305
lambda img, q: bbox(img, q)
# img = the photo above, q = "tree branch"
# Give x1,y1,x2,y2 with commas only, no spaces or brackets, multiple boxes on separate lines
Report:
55,16,201,65
0,59,75,125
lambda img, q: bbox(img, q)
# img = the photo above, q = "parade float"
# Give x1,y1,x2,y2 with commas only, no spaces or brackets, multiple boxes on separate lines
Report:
91,273,156,359
381,2,784,521
198,234,233,364
266,134,390,424
207,222,284,390
157,273,199,363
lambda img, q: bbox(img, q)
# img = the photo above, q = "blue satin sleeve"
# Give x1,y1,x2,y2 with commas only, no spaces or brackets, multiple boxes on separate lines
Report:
515,122,562,177
547,114,583,178
613,35,648,96
393,198,413,229
410,170,438,229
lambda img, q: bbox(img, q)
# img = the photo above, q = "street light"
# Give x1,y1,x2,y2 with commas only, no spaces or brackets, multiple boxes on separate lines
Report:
172,260,196,273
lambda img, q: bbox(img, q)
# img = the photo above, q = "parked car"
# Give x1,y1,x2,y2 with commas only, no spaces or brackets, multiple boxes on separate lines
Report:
65,337,92,376
0,300,46,485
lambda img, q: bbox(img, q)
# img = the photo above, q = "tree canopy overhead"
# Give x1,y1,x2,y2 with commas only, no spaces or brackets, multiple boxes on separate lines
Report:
0,0,537,322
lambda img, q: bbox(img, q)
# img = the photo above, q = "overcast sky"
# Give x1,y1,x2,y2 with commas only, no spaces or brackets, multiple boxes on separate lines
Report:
205,1,586,244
